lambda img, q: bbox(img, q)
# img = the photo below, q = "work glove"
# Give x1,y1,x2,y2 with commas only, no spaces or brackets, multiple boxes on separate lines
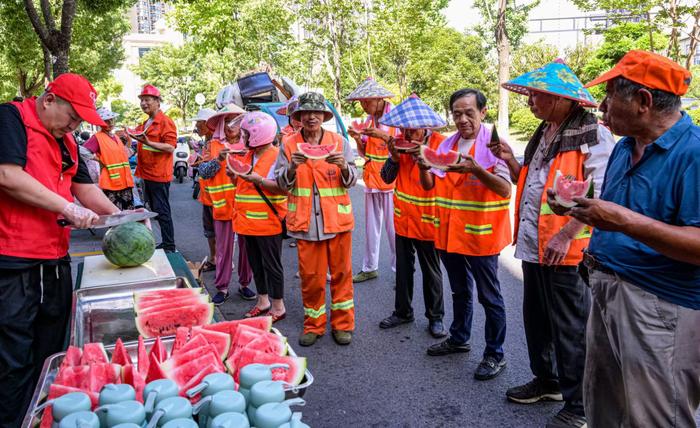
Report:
61,202,99,229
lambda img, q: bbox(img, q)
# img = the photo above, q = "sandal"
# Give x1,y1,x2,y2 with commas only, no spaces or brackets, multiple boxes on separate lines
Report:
270,312,286,323
201,261,216,272
244,306,270,318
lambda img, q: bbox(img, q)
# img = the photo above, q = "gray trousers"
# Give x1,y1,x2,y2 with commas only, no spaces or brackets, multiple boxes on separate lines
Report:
585,270,700,427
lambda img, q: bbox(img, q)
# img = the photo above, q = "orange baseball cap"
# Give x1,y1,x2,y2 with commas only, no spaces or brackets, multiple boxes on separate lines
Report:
585,50,692,96
46,73,106,127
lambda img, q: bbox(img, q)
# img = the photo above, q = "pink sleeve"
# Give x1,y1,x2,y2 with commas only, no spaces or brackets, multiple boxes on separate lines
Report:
83,136,100,154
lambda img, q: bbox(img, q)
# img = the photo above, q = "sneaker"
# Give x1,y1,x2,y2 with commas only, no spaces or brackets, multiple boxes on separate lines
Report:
332,330,352,345
546,409,587,428
474,356,507,380
352,270,378,283
428,320,448,338
298,332,321,347
379,314,414,329
238,287,256,301
212,291,229,305
426,339,471,356
506,378,563,404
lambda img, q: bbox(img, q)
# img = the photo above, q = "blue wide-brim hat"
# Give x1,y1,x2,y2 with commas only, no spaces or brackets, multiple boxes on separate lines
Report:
379,94,445,129
346,77,395,101
502,61,597,108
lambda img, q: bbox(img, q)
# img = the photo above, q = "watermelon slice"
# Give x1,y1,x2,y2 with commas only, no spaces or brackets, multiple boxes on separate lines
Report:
88,363,122,391
135,294,210,314
135,303,214,338
350,120,368,132
172,327,190,355
191,327,231,360
177,363,221,400
226,156,252,175
60,346,83,369
149,336,168,363
224,142,248,155
122,364,146,402
80,343,109,365
229,325,285,366
298,143,336,160
202,317,273,335
393,136,419,152
40,385,99,427
111,338,132,366
246,335,287,356
162,352,224,387
420,145,461,171
146,352,166,383
235,349,306,386
137,336,149,375
160,344,221,373
174,333,209,356
133,288,203,307
552,170,593,208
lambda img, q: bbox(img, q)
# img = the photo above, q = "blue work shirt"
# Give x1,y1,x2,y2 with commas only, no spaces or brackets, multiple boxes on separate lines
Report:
589,112,700,309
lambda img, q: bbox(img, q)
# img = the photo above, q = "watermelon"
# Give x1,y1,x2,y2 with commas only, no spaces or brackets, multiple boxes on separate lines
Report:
420,145,461,171
135,295,210,315
172,327,190,355
226,156,252,175
40,385,99,428
393,136,419,152
228,326,285,366
60,346,82,369
247,335,287,356
122,364,146,402
202,317,272,335
191,327,231,360
553,170,593,208
111,338,132,366
298,143,336,160
178,363,220,400
235,349,306,386
350,120,368,132
163,352,224,387
135,303,214,338
224,142,248,155
149,337,168,363
80,343,109,365
137,336,149,375
146,352,166,383
134,288,203,306
102,222,156,267
174,333,208,356
88,363,122,391
160,344,221,373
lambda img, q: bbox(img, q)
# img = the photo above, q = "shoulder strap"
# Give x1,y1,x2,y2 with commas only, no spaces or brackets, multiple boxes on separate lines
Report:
253,183,280,218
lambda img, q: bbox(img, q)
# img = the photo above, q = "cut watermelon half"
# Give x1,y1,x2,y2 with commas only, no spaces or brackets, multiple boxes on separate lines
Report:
553,170,592,208
393,136,419,152
236,349,306,386
163,352,224,388
226,156,252,175
298,143,336,160
135,303,214,338
171,327,190,355
111,338,132,366
420,145,461,171
191,326,231,360
80,343,109,365
135,294,210,314
137,336,149,375
133,288,203,307
122,364,146,403
60,346,82,369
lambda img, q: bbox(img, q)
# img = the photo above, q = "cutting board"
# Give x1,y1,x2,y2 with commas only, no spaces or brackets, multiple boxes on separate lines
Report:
81,249,176,288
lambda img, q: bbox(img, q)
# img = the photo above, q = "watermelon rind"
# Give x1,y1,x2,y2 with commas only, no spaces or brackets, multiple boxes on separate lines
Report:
102,222,156,267
191,327,231,361
163,352,223,387
226,156,253,176
298,143,336,160
553,170,592,208
420,145,461,171
173,334,209,356
133,288,203,307
135,303,214,338
135,294,210,314
394,137,419,152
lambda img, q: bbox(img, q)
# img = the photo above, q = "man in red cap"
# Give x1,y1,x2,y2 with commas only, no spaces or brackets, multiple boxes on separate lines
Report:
133,84,178,252
549,50,700,426
0,73,120,424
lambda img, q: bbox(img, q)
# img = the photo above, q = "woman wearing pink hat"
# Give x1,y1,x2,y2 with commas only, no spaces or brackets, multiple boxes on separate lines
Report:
230,112,289,321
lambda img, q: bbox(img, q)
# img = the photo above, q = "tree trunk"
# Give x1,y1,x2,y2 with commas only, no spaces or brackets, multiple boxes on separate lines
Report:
647,12,654,52
495,0,510,135
22,0,76,79
687,7,700,69
665,0,680,61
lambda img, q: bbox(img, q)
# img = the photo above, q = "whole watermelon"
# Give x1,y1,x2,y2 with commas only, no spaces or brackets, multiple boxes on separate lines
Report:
102,222,156,267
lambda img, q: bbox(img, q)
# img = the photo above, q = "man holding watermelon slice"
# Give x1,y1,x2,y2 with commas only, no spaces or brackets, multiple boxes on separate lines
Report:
551,51,700,427
493,61,614,428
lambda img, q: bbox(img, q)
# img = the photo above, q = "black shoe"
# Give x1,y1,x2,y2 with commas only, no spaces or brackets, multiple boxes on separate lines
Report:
379,314,414,329
474,356,506,380
546,409,587,428
212,291,229,306
506,378,563,404
428,320,448,338
426,339,470,356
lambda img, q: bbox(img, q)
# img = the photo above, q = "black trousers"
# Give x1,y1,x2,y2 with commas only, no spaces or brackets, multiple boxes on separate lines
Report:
394,234,444,321
0,262,73,427
522,261,590,416
144,180,175,251
243,234,284,299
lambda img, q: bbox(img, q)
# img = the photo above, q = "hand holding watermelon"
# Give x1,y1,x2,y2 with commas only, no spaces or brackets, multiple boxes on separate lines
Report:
362,127,391,142
446,155,480,174
325,152,348,172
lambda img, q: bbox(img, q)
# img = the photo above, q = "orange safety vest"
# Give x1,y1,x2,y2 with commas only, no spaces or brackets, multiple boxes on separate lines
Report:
135,110,177,182
233,147,288,235
282,130,354,234
201,140,236,221
393,132,445,241
514,150,592,266
363,115,397,191
434,142,511,256
95,131,134,191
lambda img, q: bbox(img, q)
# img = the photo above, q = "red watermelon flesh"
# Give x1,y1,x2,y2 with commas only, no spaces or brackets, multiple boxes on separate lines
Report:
420,145,460,170
553,170,592,208
191,327,231,360
111,338,132,366
178,363,222,401
163,352,223,387
203,317,272,336
135,303,214,338
247,335,287,356
60,346,83,369
137,336,149,375
40,384,99,427
80,343,109,365
135,294,209,313
88,363,122,391
174,333,208,356
172,327,191,355
224,142,248,155
149,336,168,363
146,352,166,383
122,364,146,402
393,137,419,152
227,156,253,175
235,349,306,386
55,365,90,390
298,143,336,160
351,120,368,132
134,288,203,306
160,343,220,373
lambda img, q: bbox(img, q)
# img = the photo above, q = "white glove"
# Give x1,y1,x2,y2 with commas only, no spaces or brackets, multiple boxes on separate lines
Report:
61,202,99,229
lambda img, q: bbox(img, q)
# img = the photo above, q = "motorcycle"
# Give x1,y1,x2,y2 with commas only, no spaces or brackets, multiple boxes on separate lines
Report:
173,137,191,183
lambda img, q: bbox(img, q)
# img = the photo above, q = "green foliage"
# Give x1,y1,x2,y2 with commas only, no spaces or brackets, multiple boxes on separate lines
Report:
110,99,146,126
686,66,700,99
686,107,700,125
510,107,542,137
473,0,540,51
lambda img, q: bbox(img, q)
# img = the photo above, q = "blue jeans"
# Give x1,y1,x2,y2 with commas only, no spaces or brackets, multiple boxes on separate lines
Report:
439,251,506,359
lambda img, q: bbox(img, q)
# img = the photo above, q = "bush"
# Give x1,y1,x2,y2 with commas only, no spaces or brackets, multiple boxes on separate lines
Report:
510,108,542,137
687,107,700,125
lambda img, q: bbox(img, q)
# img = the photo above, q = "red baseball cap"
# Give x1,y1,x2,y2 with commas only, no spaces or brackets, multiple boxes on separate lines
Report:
585,50,692,96
139,84,161,99
46,73,106,127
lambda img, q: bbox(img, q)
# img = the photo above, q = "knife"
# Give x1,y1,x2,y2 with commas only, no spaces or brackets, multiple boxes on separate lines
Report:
58,211,158,229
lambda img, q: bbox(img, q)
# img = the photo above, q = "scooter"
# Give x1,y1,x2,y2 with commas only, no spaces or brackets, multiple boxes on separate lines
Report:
188,140,203,199
173,137,190,183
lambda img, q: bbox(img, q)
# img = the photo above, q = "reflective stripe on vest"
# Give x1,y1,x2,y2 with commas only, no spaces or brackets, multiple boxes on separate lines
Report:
304,305,326,319
96,131,134,191
141,144,163,152
330,299,354,311
435,197,510,212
